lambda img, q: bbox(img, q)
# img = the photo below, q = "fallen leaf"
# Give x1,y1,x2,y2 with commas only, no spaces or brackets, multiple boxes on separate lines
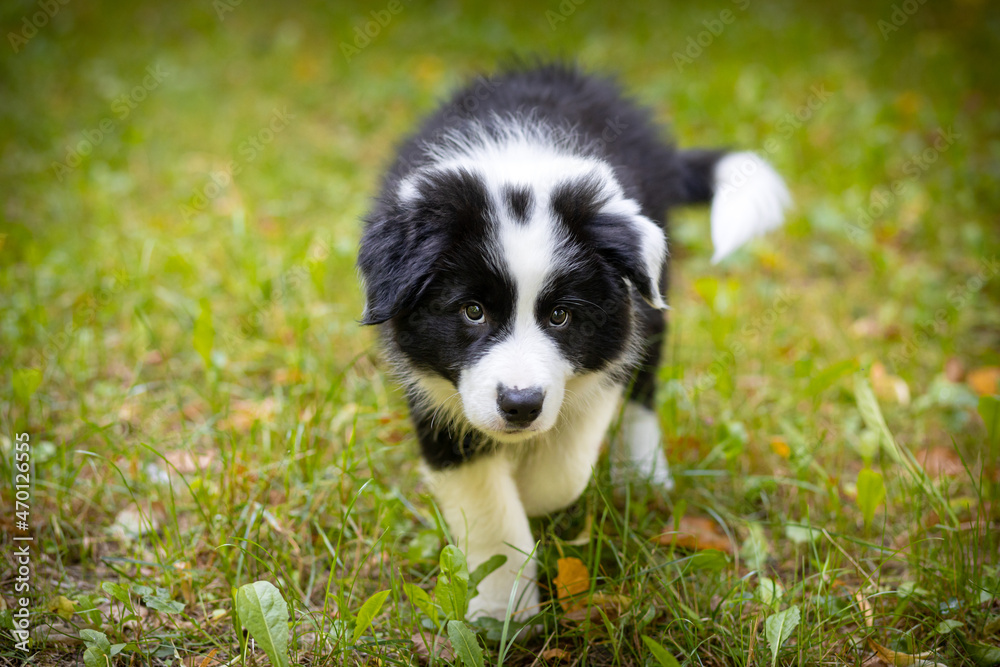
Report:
914,446,965,478
221,397,277,432
554,558,590,612
855,589,874,628
561,594,630,624
164,449,216,474
47,596,77,621
851,317,881,339
868,639,946,666
541,647,572,661
968,367,1000,396
770,437,791,459
871,362,911,406
143,349,164,365
655,516,733,554
945,357,965,383
181,649,220,667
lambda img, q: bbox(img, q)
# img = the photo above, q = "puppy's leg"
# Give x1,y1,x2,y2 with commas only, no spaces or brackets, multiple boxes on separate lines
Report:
614,401,673,490
426,454,539,622
613,306,674,491
516,380,623,517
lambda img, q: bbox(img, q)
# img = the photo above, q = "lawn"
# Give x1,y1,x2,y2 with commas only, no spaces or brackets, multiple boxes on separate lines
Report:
1,0,999,665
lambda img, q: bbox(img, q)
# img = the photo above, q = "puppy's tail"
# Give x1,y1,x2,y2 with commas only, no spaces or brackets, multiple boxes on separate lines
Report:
678,149,792,263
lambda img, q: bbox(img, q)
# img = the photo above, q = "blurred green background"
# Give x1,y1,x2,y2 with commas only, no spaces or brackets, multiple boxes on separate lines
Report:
1,0,999,664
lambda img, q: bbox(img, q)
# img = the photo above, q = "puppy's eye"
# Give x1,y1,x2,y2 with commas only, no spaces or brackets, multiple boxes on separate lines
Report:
462,303,486,323
549,307,570,327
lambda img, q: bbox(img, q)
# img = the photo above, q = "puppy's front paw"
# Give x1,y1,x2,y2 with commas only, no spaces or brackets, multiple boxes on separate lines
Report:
467,583,540,623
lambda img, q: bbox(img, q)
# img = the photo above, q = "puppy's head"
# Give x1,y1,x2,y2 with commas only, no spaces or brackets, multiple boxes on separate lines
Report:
358,157,666,441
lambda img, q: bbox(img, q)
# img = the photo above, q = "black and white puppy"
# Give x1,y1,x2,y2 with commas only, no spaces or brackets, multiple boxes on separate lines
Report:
358,63,789,621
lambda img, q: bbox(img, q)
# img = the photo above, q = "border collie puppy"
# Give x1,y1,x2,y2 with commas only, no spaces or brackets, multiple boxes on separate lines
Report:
358,63,790,621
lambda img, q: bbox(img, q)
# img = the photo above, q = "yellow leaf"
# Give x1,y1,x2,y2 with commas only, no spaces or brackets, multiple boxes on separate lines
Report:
968,366,1000,396
770,437,791,458
868,639,944,666
553,557,590,612
48,595,77,621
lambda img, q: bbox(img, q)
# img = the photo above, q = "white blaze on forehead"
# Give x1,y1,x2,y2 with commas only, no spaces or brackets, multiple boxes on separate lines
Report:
498,214,559,331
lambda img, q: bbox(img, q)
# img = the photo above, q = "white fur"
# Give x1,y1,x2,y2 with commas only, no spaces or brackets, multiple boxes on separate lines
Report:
426,454,539,621
710,152,791,263
613,402,673,491
428,375,624,621
516,377,623,516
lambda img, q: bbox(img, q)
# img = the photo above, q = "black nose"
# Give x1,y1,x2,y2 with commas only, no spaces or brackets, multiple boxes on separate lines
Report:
497,385,545,425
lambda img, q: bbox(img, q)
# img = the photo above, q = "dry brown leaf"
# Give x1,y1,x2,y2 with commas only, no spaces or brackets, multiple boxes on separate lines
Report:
944,357,965,383
855,589,874,628
182,400,208,422
560,593,630,624
541,647,572,661
968,366,1000,396
868,639,945,666
554,557,590,612
851,316,881,339
164,449,216,474
914,446,964,478
143,349,164,366
221,397,277,432
655,516,733,554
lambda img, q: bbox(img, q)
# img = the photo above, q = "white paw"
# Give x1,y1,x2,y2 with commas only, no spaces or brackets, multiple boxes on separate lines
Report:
614,403,674,492
467,583,540,623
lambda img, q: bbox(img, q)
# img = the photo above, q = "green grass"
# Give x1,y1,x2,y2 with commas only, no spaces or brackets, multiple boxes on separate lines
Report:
2,0,999,665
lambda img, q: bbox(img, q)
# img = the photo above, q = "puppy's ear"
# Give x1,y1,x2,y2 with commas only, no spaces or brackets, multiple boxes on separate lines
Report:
552,178,668,310
358,168,493,324
357,203,444,325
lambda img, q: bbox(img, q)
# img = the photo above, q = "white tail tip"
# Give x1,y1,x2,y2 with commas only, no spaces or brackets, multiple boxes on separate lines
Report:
710,152,791,263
